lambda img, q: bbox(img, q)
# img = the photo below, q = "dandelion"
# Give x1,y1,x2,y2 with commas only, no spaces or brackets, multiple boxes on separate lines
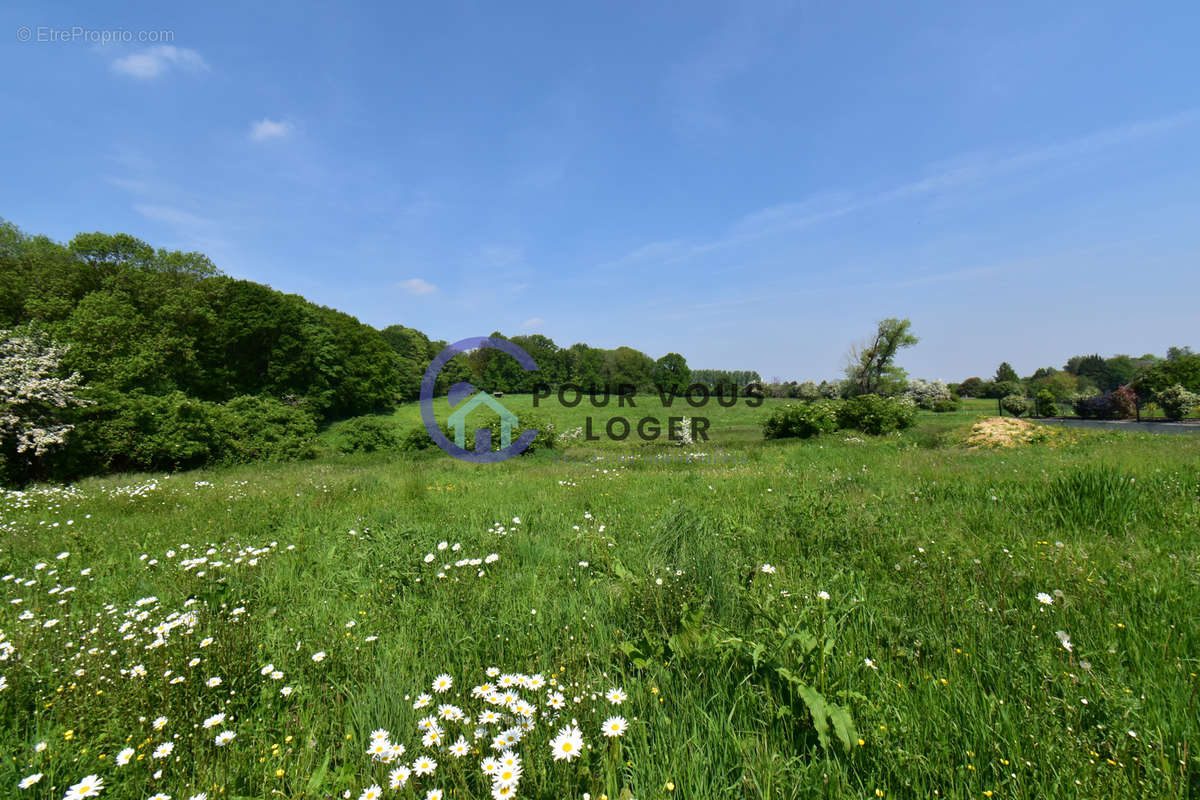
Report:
19,773,42,789
601,715,629,737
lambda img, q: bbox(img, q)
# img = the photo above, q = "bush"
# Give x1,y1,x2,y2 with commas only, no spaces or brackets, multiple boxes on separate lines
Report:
223,395,317,462
449,411,556,454
65,390,229,474
514,414,556,453
1073,389,1137,420
762,401,841,440
931,398,960,413
1155,384,1200,420
399,425,438,451
1112,385,1138,419
837,395,915,435
338,415,400,453
1000,394,1031,417
904,378,952,410
1035,390,1058,417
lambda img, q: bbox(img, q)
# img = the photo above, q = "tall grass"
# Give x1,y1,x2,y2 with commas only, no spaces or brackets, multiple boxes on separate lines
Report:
0,405,1197,798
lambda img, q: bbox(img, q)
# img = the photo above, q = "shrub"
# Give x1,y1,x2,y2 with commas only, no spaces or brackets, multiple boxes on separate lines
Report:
400,425,438,451
931,397,960,413
794,381,821,401
904,378,952,410
837,395,915,435
1000,394,1031,417
762,401,841,440
337,415,400,453
1035,390,1058,417
223,395,317,462
449,411,555,454
1154,384,1200,420
1073,389,1137,420
66,390,229,474
1111,385,1138,419
514,414,556,453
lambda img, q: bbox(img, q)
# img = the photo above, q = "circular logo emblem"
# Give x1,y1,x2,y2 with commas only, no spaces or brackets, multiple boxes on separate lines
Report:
419,337,539,463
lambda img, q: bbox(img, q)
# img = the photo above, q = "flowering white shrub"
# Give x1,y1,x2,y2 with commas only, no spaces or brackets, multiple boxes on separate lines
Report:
903,378,952,410
0,329,90,457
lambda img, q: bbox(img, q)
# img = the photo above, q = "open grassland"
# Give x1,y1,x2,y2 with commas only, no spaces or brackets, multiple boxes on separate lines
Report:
1,401,1198,799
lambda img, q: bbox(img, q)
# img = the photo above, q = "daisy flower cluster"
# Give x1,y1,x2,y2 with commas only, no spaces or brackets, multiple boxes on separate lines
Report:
419,540,501,580
358,668,637,799
1,535,305,799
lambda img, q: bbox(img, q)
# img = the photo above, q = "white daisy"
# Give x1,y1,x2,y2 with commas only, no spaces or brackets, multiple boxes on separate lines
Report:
601,715,628,737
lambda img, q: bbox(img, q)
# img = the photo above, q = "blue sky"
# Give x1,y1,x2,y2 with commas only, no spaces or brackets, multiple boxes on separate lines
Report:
3,1,1198,381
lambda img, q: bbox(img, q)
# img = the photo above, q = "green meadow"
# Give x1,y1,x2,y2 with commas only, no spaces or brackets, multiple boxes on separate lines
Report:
2,399,1198,799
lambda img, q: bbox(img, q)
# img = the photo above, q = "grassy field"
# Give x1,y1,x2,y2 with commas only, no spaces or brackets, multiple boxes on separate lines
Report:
2,398,1198,799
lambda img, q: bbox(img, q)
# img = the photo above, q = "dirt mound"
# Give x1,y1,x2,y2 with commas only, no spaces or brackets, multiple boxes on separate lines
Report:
966,416,1059,449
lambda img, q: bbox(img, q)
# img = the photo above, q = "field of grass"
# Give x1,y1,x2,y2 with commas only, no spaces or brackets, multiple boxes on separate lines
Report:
2,399,1198,799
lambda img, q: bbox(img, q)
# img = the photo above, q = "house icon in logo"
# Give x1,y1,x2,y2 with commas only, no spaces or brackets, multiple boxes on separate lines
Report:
445,382,518,452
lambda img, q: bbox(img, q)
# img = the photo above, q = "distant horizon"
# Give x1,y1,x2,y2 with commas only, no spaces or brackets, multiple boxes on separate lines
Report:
3,2,1197,380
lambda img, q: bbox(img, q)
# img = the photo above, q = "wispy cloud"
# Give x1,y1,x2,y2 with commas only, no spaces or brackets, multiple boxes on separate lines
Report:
399,278,437,295
519,317,544,330
664,5,795,136
605,110,1199,273
112,46,209,79
249,119,295,142
134,204,211,228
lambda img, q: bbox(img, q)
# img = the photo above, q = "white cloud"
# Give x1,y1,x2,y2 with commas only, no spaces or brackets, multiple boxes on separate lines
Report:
399,278,437,296
112,46,208,79
520,317,544,330
249,119,295,142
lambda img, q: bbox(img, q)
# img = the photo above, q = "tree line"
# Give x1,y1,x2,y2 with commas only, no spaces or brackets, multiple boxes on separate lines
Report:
1,220,766,482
